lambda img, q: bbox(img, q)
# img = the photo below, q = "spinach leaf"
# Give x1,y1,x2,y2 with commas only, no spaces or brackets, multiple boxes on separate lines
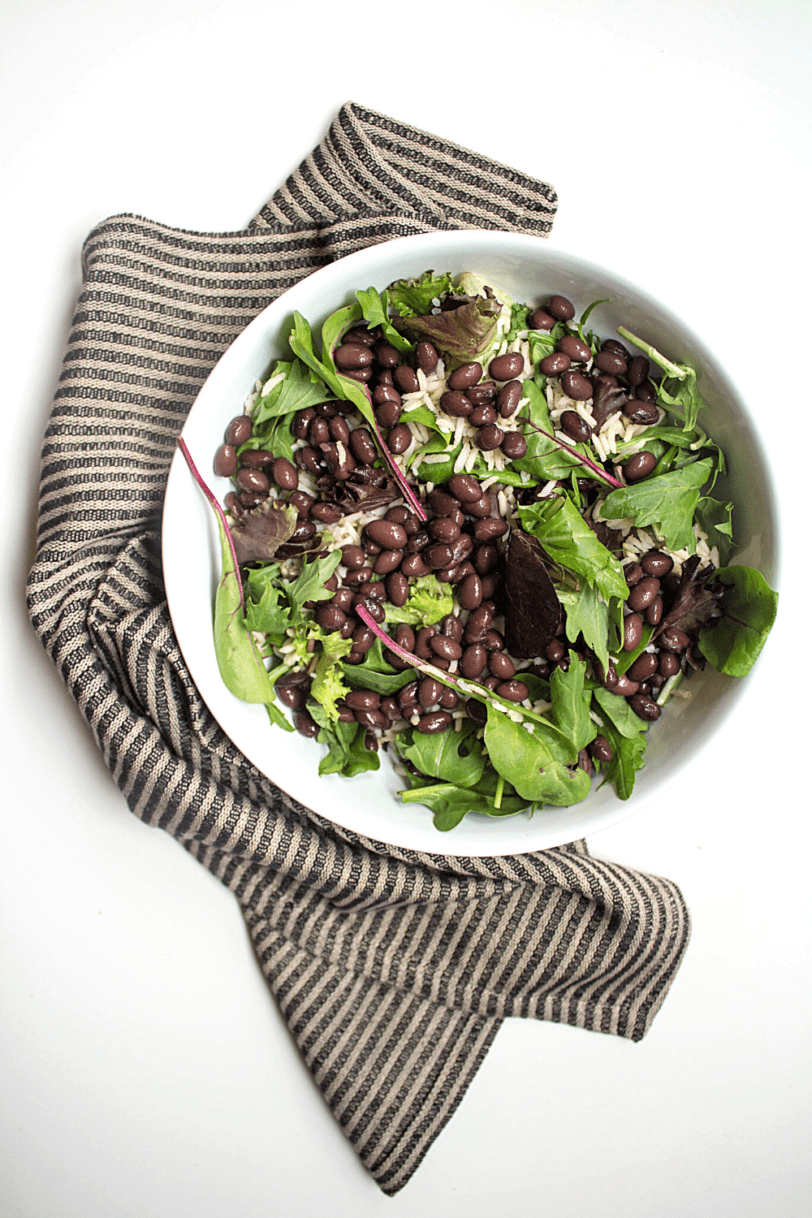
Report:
399,768,530,830
519,496,629,603
697,565,778,677
210,514,281,704
400,720,486,789
594,687,651,739
601,458,714,552
483,706,590,805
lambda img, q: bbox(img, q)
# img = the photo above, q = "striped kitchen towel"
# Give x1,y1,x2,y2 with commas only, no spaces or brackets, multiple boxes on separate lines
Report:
26,102,690,1195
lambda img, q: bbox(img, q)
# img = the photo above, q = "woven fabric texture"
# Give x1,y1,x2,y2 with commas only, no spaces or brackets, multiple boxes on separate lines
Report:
27,102,689,1195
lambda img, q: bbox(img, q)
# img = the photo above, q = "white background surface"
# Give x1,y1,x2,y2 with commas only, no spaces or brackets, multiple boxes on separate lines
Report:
1,1,809,1215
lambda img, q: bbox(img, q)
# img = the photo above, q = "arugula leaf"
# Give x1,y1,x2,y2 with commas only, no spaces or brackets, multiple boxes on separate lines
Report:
549,654,597,754
342,637,416,696
557,583,612,672
252,358,331,428
519,496,629,603
695,496,735,565
313,714,380,778
355,286,413,352
618,326,708,431
697,565,778,677
599,721,647,800
601,458,714,552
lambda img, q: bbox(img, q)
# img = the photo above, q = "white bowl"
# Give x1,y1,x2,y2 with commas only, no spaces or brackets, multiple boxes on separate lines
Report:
162,230,778,856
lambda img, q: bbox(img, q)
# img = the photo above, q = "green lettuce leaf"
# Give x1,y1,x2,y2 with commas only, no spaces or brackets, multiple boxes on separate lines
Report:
697,565,778,676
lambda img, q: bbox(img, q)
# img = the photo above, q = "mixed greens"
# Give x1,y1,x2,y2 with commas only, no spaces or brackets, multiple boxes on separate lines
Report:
181,269,778,832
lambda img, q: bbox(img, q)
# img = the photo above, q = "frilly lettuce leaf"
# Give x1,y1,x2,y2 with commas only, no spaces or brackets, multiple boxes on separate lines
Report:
387,270,454,318
392,290,503,370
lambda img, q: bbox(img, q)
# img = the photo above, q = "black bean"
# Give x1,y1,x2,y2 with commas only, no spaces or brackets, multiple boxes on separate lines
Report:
624,399,660,425
477,423,504,451
374,549,402,576
469,403,497,427
387,572,409,607
645,596,663,626
240,448,274,468
447,362,482,390
472,518,508,542
559,334,592,363
401,553,431,578
489,352,524,381
332,587,356,612
458,572,483,611
589,735,613,763
314,604,346,632
466,381,498,406
560,410,592,442
310,502,343,524
659,651,681,678
594,349,628,376
346,688,381,711
488,651,516,679
428,634,462,662
224,491,244,518
344,328,376,347
447,474,483,503
387,422,412,454
277,684,306,710
635,381,658,403
416,711,453,735
529,308,555,330
334,343,373,370
628,576,660,611
398,681,419,709
349,427,377,464
642,551,674,578
625,562,643,587
225,415,253,446
496,680,529,703
235,466,269,494
374,342,400,368
497,380,523,418
213,444,238,477
439,390,472,418
375,399,402,428
660,627,691,653
629,694,662,722
394,365,420,394
295,446,322,475
623,612,644,651
613,673,640,696
418,676,443,707
427,488,460,516
366,519,408,549
341,544,366,569
464,494,493,519
415,341,438,373
626,355,649,388
271,457,298,490
294,711,319,737
561,370,593,401
627,651,658,682
293,408,315,439
624,451,657,482
540,352,571,376
547,295,575,320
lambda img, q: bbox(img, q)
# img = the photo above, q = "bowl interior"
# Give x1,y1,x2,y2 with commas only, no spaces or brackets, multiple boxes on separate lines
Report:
162,230,778,856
